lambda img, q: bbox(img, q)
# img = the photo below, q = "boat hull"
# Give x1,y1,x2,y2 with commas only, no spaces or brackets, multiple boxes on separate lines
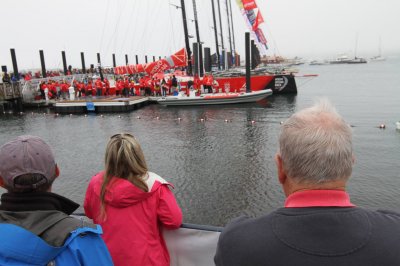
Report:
157,90,272,106
214,74,297,94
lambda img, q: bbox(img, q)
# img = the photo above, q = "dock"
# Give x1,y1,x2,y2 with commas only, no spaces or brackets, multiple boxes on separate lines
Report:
54,96,155,113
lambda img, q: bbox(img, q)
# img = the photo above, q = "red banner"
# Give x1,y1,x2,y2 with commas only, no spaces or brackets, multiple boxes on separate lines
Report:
144,59,171,75
252,11,264,30
242,0,257,10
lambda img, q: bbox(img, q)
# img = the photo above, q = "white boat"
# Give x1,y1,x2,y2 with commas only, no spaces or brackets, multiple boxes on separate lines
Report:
370,36,386,62
157,89,272,106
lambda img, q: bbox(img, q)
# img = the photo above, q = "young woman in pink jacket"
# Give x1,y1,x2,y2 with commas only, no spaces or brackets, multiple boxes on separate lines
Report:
84,133,183,266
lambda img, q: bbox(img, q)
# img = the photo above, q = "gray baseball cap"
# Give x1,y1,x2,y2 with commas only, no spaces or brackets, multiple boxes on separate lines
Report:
0,135,57,189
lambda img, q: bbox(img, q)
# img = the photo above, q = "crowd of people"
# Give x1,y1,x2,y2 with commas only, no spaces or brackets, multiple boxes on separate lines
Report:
2,99,399,265
36,72,217,100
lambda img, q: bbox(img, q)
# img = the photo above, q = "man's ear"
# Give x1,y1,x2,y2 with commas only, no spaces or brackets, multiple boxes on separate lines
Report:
0,177,5,188
275,154,287,185
55,164,60,178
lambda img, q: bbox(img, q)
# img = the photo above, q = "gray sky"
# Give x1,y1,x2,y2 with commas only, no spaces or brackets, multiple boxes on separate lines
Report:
1,0,399,70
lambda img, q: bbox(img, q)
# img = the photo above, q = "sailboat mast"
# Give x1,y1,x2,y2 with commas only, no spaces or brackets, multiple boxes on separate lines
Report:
180,0,192,75
192,0,204,76
192,0,201,44
228,0,236,65
216,0,225,50
225,0,233,67
354,33,359,59
211,0,221,70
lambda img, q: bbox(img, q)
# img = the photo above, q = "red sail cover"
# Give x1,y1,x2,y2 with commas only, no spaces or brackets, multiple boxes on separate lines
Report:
114,48,187,75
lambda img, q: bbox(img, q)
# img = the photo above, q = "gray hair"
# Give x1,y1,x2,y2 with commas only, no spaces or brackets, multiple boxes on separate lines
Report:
278,99,353,184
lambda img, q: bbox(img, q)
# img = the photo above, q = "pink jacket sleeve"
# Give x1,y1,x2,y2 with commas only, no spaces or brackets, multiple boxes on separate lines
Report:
157,185,183,229
84,181,94,220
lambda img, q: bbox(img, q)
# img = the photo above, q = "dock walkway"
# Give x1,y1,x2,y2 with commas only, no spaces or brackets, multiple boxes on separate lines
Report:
54,96,155,113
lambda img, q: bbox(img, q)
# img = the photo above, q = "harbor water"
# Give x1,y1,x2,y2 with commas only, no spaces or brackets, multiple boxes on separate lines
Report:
1,57,399,227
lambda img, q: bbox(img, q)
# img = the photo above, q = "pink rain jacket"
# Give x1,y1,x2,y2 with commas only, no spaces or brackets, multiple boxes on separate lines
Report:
84,171,183,266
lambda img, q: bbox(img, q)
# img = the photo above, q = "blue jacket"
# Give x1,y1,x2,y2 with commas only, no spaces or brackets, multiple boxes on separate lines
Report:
0,223,113,265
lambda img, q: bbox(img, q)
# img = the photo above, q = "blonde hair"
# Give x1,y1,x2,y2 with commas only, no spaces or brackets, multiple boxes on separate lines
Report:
99,133,148,220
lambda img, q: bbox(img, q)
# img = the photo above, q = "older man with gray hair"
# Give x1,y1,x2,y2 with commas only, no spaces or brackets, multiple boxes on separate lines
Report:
215,99,400,265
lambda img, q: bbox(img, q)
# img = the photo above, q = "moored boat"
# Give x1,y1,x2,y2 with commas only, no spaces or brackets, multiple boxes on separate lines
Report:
214,73,297,94
157,89,272,106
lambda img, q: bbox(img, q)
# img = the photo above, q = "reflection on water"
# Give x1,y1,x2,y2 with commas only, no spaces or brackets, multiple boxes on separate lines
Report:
1,60,400,226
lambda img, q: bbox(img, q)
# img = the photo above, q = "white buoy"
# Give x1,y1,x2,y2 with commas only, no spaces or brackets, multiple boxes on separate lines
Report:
118,115,121,118
84,114,88,117
200,118,204,122
224,119,228,122
156,116,159,120
396,121,400,130
136,116,141,119
379,124,386,129
251,120,255,124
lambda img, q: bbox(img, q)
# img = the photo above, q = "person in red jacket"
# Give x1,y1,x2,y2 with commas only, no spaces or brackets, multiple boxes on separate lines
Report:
116,79,123,96
84,133,182,266
203,73,214,93
104,78,110,96
86,81,93,98
95,78,103,97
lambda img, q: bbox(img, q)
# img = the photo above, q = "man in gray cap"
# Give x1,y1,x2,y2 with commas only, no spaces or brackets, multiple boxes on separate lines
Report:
215,99,400,266
0,135,113,265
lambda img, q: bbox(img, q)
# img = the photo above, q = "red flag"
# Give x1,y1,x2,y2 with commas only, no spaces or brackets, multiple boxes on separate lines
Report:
170,48,187,67
242,0,257,10
252,11,264,30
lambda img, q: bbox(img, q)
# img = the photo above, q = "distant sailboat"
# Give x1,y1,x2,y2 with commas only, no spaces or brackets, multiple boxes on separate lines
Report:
347,33,367,64
371,36,386,62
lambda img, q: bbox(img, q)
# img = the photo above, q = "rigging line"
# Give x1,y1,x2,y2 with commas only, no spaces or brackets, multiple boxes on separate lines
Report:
138,0,151,57
157,1,171,55
104,0,127,57
148,0,164,57
99,0,111,53
119,0,137,54
264,22,280,56
168,1,177,52
113,0,129,56
130,0,141,57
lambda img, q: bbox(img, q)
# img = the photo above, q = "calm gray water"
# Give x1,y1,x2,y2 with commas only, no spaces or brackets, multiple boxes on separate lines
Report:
1,57,400,227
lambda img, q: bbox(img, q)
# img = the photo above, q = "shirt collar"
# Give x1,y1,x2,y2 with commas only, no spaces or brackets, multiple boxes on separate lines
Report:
284,190,355,208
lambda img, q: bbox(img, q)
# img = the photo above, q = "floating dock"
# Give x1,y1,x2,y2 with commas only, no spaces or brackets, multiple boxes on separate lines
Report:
54,96,153,113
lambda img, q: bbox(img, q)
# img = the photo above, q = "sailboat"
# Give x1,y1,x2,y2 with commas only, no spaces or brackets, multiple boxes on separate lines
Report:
347,34,367,64
370,37,386,62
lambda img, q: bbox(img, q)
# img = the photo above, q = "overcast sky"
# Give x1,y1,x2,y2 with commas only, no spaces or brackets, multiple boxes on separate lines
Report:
1,0,399,70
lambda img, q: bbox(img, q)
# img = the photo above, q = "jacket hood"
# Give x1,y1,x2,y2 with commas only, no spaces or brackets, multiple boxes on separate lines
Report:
92,171,171,208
